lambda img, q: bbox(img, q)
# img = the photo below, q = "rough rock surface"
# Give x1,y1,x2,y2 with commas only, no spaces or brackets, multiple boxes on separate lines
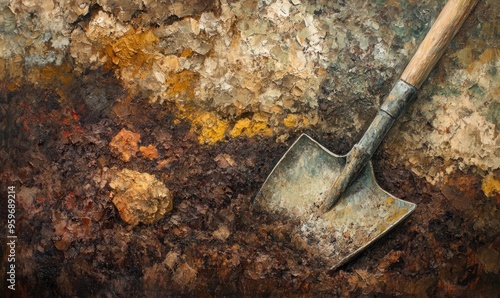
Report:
109,128,141,161
109,168,173,226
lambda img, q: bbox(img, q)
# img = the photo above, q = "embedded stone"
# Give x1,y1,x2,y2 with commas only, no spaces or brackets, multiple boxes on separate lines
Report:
109,128,141,162
109,169,173,226
139,144,159,160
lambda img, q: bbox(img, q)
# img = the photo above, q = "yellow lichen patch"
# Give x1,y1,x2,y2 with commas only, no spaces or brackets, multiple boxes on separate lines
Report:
177,105,273,144
165,70,199,100
7,82,19,91
387,197,394,205
177,105,228,144
193,112,228,144
283,113,313,128
229,118,251,137
283,114,299,127
229,113,272,138
482,174,500,198
249,113,272,136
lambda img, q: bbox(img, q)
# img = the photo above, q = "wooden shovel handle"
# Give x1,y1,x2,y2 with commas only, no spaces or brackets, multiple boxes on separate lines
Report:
401,0,479,89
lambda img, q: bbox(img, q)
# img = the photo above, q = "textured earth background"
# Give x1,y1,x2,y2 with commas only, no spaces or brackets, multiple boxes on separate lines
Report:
1,0,499,296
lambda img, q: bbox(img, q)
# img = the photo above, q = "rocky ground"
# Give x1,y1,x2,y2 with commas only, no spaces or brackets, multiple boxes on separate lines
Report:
1,0,499,296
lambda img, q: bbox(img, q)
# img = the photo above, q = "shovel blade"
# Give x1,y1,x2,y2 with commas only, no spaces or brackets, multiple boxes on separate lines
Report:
254,134,416,269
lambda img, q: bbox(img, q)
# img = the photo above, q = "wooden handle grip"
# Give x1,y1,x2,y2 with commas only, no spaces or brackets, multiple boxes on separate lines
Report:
400,0,478,89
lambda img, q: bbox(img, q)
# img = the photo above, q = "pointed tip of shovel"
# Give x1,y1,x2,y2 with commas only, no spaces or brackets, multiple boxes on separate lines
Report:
253,134,416,269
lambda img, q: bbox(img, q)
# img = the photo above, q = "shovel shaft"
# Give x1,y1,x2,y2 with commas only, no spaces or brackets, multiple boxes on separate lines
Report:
401,0,479,89
322,0,478,212
321,81,415,212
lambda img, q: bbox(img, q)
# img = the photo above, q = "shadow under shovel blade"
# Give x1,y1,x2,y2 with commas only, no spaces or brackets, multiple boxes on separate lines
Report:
254,134,416,269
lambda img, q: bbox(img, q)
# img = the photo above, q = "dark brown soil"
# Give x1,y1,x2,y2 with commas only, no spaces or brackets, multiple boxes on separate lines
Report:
1,70,499,297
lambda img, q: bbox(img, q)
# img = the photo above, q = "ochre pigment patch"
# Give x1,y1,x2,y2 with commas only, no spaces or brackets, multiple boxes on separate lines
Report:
110,30,158,67
181,48,193,58
37,62,75,87
482,174,500,199
165,70,199,100
283,113,313,129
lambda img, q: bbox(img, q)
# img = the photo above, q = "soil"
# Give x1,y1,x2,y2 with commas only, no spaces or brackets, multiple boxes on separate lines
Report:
1,69,499,297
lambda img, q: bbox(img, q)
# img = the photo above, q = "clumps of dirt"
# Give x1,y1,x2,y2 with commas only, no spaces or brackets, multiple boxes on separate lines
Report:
109,128,141,162
109,168,173,226
1,78,499,297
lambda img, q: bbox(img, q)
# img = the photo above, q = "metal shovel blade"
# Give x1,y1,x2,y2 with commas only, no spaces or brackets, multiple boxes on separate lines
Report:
253,134,416,269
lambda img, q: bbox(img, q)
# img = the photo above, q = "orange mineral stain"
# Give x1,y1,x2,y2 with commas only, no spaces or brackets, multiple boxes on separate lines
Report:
109,128,141,162
140,145,159,160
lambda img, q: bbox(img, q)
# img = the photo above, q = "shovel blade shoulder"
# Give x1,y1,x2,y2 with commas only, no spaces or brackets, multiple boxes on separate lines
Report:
254,134,416,269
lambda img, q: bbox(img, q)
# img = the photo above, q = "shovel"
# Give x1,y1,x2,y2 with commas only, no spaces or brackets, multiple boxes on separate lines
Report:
254,0,478,269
